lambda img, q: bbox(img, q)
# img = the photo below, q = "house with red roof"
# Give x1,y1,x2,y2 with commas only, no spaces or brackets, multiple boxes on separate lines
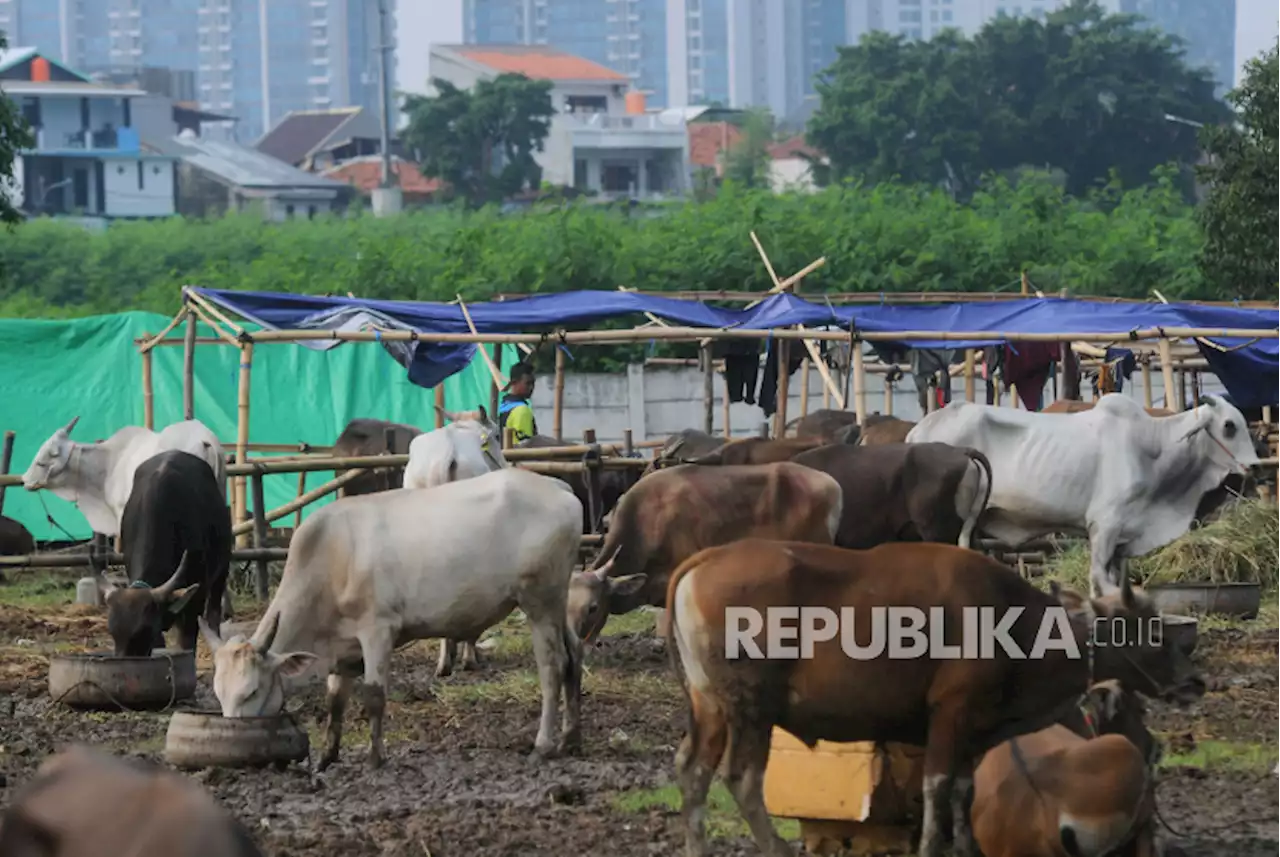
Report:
427,45,690,201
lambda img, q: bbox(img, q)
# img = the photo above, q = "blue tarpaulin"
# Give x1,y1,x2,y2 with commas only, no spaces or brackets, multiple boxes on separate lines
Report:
194,288,1280,408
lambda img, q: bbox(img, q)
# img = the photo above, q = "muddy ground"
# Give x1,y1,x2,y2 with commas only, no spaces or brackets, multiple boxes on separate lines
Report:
0,575,1276,856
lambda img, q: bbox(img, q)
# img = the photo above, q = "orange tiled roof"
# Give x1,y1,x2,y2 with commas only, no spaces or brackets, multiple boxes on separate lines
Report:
688,121,743,170
322,157,441,195
452,45,627,82
767,135,823,161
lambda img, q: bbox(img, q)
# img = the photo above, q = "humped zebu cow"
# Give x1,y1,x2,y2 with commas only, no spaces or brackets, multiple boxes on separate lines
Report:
1042,399,1176,417
789,442,991,549
22,417,226,537
516,434,642,533
972,678,1162,857
0,745,264,857
785,409,860,443
331,418,424,497
565,462,842,645
199,467,584,770
644,429,727,474
95,450,232,657
402,405,508,678
664,539,1204,857
905,393,1261,596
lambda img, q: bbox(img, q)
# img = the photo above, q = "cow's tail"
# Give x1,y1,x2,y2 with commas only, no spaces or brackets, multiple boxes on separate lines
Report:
958,449,993,551
665,559,698,754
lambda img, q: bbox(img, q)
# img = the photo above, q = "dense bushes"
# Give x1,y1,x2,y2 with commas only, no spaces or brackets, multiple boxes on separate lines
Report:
0,167,1239,321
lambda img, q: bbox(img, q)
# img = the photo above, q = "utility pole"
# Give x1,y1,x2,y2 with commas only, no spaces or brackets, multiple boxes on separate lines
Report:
372,0,403,216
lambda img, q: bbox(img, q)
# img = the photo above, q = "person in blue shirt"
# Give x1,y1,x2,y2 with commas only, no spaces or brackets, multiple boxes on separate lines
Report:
498,361,538,443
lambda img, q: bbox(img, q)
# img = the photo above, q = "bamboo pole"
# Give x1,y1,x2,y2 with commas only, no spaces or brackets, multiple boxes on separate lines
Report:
799,357,811,420
701,342,715,434
250,473,270,599
234,341,253,547
138,306,189,352
1157,339,1177,409
553,346,566,440
185,288,246,337
188,301,241,347
1021,271,1029,295
233,469,364,537
883,374,893,415
183,309,197,420
722,373,732,439
0,430,14,515
489,343,503,418
822,371,831,411
503,427,515,449
141,346,154,430
852,340,867,425
774,339,791,438
456,294,505,389
294,470,307,530
434,386,446,429
964,349,975,403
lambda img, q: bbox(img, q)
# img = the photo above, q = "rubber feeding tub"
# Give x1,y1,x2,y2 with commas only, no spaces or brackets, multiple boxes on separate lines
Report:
164,709,311,770
47,648,196,710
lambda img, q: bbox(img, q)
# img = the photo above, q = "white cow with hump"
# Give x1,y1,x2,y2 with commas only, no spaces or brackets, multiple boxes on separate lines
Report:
403,405,508,677
199,466,584,771
906,393,1260,596
22,416,227,536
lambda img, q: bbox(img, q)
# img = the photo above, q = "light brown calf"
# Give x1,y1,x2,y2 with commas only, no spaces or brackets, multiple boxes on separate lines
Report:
857,415,917,445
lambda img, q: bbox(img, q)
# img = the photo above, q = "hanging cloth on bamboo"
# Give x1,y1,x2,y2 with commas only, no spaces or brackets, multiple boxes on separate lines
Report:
1093,347,1136,396
910,348,958,413
713,339,760,405
1003,341,1060,411
757,338,805,418
980,346,1004,405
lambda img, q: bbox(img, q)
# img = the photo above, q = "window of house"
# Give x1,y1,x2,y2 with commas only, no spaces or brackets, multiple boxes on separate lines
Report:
943,10,952,20
574,158,588,189
20,97,39,128
688,34,700,50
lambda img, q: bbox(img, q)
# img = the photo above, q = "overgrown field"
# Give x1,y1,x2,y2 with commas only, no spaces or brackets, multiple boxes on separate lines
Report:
0,169,1230,325
0,554,1276,856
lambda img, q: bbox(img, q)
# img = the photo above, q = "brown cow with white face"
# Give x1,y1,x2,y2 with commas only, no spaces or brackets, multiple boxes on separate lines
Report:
665,539,1204,857
565,462,842,645
0,745,264,857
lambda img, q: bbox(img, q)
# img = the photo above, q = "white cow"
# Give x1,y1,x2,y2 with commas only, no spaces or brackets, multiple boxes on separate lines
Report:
22,417,227,537
403,405,508,677
905,393,1261,596
199,467,584,771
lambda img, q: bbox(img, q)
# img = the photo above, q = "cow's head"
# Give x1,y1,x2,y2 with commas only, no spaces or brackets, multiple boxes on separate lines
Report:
435,404,507,470
1083,679,1162,766
1183,395,1261,474
97,552,201,657
565,546,647,645
199,613,316,717
1051,578,1206,706
22,416,81,491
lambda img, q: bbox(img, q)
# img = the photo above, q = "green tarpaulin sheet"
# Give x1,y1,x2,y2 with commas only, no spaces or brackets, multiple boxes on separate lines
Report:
0,312,515,542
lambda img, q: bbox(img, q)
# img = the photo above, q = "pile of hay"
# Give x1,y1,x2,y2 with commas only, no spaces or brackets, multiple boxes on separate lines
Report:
1043,499,1279,591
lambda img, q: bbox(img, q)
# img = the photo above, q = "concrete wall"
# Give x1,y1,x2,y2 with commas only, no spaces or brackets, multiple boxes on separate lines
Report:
101,156,175,217
513,361,1223,445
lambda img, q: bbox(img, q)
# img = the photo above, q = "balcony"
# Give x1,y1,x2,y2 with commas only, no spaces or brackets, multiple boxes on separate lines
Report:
559,111,686,152
32,126,140,155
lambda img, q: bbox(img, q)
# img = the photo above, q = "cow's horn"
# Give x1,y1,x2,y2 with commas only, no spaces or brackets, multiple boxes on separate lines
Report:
256,613,281,655
63,416,80,434
151,552,191,601
592,545,622,579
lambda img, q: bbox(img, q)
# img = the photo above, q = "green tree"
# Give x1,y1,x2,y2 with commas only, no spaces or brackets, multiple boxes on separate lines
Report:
723,107,776,189
402,74,554,208
1196,44,1278,299
0,31,34,223
808,1,1230,197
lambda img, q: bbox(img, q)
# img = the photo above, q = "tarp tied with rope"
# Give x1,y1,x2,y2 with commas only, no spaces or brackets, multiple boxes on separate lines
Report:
193,288,1280,408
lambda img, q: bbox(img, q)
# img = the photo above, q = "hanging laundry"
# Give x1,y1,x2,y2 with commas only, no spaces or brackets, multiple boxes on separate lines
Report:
1095,347,1136,395
757,338,805,418
910,348,957,413
1003,342,1060,411
714,340,760,405
981,346,1004,405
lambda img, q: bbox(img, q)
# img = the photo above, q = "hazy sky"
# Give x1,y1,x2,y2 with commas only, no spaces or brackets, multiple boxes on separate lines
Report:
1235,0,1279,85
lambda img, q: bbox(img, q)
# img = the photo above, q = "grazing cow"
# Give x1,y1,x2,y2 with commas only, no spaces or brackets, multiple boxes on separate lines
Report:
905,394,1261,596
22,417,226,538
677,436,832,466
200,467,583,770
786,409,860,443
96,450,231,657
645,429,727,474
517,434,642,533
790,442,991,549
665,539,1204,857
403,406,508,677
566,462,842,644
331,418,423,497
972,681,1160,857
0,515,35,555
858,414,917,446
0,745,264,857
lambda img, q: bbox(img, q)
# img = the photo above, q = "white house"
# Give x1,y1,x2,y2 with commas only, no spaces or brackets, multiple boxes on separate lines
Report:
427,44,690,200
0,47,177,221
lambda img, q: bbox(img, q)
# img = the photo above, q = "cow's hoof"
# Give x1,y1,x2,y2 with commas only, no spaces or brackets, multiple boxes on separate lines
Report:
530,742,560,761
434,665,453,679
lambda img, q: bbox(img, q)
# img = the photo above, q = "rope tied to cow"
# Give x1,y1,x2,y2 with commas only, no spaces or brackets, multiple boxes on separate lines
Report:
37,493,80,543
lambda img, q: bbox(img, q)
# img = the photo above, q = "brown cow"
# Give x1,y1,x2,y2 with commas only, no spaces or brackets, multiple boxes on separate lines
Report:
645,429,728,475
678,436,832,466
1043,400,1175,417
565,462,842,644
0,515,35,555
972,680,1160,857
665,540,1204,857
517,434,641,532
858,414,917,445
0,745,264,857
786,409,860,443
790,442,992,549
331,418,423,497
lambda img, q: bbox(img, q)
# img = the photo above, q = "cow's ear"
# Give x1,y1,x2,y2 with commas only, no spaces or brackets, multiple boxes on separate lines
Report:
269,651,318,678
166,584,200,615
607,574,648,612
198,615,225,653
1086,680,1123,721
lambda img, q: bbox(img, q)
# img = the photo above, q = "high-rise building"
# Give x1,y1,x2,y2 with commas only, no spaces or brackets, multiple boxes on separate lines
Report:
197,0,395,144
0,0,113,69
1111,0,1236,95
